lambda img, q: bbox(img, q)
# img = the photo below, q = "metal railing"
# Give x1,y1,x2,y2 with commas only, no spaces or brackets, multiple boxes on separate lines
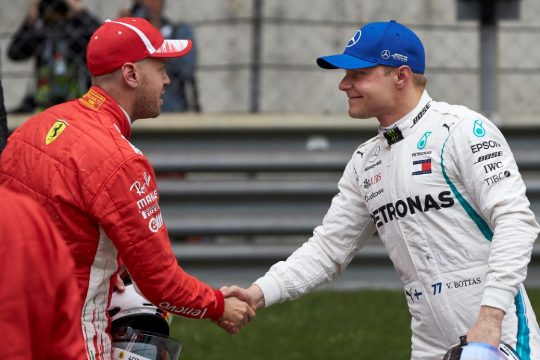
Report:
125,121,540,244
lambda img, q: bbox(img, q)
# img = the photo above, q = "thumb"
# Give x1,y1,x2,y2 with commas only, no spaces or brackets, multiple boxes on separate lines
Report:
220,286,233,297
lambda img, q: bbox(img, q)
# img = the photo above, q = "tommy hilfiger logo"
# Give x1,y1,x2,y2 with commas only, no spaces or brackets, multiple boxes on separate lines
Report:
412,159,432,175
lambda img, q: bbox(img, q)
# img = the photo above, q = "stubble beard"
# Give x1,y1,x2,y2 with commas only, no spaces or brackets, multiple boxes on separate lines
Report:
133,81,161,120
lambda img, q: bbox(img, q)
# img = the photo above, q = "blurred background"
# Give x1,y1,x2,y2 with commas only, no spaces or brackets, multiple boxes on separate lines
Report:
2,0,540,119
1,0,540,289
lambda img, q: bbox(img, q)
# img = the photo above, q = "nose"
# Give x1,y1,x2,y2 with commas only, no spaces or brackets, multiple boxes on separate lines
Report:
339,73,352,92
163,69,171,86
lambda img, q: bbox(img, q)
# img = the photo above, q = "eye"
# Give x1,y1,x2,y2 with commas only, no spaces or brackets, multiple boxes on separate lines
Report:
351,71,364,79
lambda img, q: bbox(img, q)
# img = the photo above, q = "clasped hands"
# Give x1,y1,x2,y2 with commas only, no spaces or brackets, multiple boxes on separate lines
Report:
215,284,265,334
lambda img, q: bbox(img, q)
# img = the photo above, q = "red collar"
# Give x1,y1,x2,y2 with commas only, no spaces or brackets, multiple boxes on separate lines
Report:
78,86,132,139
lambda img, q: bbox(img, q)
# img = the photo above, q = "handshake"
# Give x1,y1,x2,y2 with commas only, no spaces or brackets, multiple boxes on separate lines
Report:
215,284,265,334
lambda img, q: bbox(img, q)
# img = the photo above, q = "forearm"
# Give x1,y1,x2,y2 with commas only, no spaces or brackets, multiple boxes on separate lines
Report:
124,243,224,320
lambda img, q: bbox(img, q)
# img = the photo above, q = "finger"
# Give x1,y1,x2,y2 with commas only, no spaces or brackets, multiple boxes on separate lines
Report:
114,275,126,292
234,310,249,327
247,305,256,320
217,320,239,334
228,287,255,306
220,286,232,297
221,285,242,298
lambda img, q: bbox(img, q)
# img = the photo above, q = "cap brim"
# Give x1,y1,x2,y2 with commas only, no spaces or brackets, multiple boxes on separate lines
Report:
151,39,193,58
316,54,378,70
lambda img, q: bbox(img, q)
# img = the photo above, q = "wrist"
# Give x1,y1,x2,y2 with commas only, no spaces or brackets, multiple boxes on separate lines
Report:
213,288,225,320
248,284,265,309
478,305,505,323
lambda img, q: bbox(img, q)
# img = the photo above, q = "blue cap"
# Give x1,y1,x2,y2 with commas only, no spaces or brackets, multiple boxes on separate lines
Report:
317,20,425,74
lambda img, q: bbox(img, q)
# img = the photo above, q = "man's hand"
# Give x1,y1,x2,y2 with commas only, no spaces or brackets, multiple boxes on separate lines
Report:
217,297,256,334
113,274,126,293
213,284,265,334
221,284,265,310
466,305,505,347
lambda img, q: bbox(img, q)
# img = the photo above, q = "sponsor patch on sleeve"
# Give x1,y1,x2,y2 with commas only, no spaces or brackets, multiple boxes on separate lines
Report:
79,88,106,110
129,171,164,233
45,120,68,145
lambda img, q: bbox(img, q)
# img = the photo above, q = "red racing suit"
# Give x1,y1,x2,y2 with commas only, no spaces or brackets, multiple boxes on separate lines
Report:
0,187,86,360
0,86,224,360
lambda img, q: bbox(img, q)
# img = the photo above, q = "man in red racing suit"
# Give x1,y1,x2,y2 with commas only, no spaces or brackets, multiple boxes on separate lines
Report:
0,17,253,360
0,187,87,359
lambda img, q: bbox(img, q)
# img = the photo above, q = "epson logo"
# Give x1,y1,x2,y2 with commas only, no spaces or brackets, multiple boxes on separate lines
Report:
470,140,501,154
370,191,454,227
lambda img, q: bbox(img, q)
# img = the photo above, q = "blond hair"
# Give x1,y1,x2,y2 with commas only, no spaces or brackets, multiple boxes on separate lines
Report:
383,66,427,88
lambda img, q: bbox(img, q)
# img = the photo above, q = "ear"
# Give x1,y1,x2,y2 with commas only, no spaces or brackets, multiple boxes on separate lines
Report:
395,66,413,90
120,63,139,89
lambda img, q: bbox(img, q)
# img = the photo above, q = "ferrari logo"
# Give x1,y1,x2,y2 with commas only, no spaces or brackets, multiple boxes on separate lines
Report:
45,120,68,145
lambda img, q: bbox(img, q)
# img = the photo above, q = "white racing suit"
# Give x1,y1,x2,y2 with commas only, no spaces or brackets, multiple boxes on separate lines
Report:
255,91,540,359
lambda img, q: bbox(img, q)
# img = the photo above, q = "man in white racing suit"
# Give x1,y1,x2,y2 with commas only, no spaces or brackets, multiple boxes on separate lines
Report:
221,20,540,359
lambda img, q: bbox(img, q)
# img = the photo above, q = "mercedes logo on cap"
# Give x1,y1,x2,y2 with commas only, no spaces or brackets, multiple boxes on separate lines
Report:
381,50,390,59
347,30,362,47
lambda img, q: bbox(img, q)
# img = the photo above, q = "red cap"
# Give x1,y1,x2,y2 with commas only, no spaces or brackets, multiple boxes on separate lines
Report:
86,17,192,76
